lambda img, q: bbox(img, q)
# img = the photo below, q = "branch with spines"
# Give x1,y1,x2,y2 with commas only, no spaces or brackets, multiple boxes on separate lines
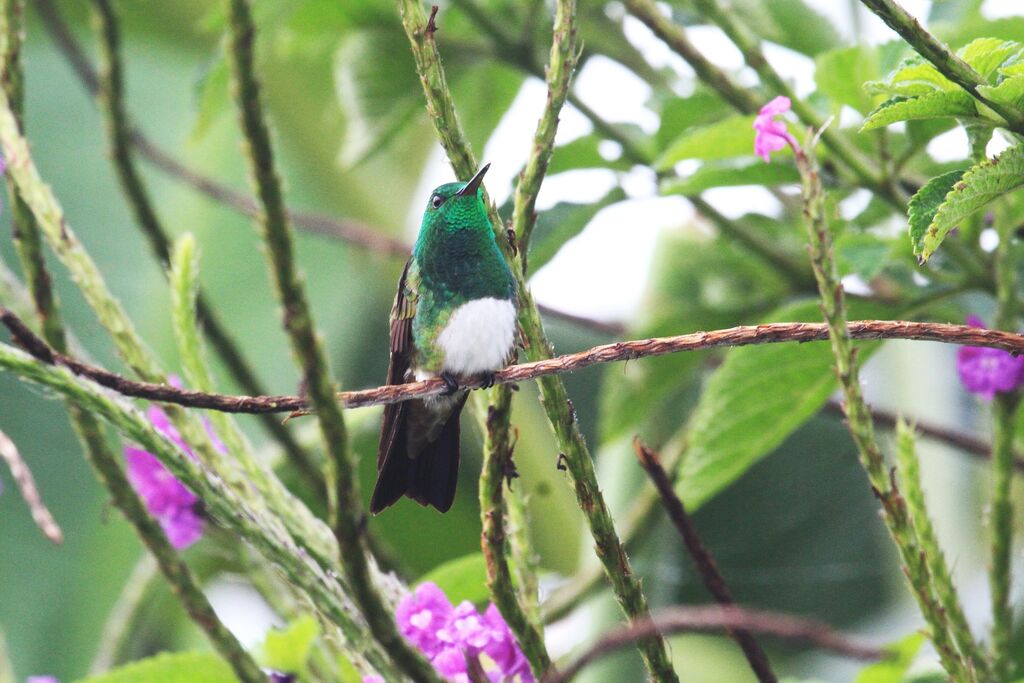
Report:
404,2,684,678
477,0,578,675
894,421,987,677
794,137,976,681
222,1,436,680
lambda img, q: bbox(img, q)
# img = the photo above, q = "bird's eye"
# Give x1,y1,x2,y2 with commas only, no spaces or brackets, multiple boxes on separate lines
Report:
431,194,444,209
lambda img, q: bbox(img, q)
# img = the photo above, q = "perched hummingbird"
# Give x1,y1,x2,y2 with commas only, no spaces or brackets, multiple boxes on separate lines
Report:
370,164,517,514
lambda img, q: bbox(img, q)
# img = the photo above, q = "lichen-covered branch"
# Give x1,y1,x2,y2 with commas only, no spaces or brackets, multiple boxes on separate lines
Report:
894,421,987,678
222,1,435,679
396,3,678,678
795,140,973,681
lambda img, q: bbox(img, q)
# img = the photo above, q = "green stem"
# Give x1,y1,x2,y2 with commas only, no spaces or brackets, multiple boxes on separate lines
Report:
479,390,552,678
88,0,321,494
857,0,1024,133
222,2,435,680
510,0,578,263
989,205,1019,681
397,2,678,679
794,140,973,681
894,420,988,679
0,629,13,683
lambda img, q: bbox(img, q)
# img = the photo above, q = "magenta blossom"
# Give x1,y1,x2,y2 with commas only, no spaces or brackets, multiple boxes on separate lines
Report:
753,96,799,162
957,315,1024,400
393,582,534,682
27,677,59,683
123,401,225,549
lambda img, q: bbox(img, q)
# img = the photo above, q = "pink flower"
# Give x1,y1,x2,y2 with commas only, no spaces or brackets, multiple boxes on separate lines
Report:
123,398,226,549
753,96,799,162
392,582,534,682
957,315,1024,400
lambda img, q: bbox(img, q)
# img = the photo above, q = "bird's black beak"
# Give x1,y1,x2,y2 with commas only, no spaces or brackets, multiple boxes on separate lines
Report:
456,163,490,197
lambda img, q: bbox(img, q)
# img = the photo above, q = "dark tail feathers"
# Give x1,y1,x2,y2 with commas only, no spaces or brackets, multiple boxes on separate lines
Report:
370,401,463,514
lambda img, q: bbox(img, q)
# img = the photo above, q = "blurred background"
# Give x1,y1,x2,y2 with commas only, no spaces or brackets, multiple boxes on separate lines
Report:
0,0,1021,681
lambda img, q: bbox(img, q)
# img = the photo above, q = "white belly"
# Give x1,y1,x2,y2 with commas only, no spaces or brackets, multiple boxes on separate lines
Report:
435,297,516,376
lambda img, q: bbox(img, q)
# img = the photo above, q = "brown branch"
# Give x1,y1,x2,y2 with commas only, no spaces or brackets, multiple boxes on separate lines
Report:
0,428,62,544
6,307,1024,414
541,604,884,683
634,438,776,683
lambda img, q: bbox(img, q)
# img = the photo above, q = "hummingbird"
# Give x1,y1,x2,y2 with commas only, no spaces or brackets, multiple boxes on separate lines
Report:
370,164,517,514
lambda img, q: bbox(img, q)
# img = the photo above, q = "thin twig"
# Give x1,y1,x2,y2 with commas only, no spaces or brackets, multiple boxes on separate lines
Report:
634,438,776,683
542,605,884,683
222,1,435,680
7,306,1024,414
0,428,62,544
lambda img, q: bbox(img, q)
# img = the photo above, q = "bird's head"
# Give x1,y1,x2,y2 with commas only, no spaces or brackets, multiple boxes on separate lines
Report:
420,164,491,233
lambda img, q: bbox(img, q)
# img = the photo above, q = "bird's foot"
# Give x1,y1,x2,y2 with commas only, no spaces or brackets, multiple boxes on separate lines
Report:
477,371,497,389
440,371,460,396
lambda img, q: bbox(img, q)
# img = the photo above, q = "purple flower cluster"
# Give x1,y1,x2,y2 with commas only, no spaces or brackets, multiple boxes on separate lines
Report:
387,582,533,682
123,402,222,549
957,315,1024,400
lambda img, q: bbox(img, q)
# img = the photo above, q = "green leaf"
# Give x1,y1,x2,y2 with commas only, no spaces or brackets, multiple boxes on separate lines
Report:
921,144,1024,262
835,233,893,280
676,299,889,511
660,158,799,194
854,633,925,682
908,169,967,257
261,615,319,674
860,91,976,131
865,58,956,97
547,135,632,175
815,45,880,113
75,652,237,683
528,188,627,273
978,74,1024,108
957,37,1022,80
420,553,489,607
656,115,763,168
